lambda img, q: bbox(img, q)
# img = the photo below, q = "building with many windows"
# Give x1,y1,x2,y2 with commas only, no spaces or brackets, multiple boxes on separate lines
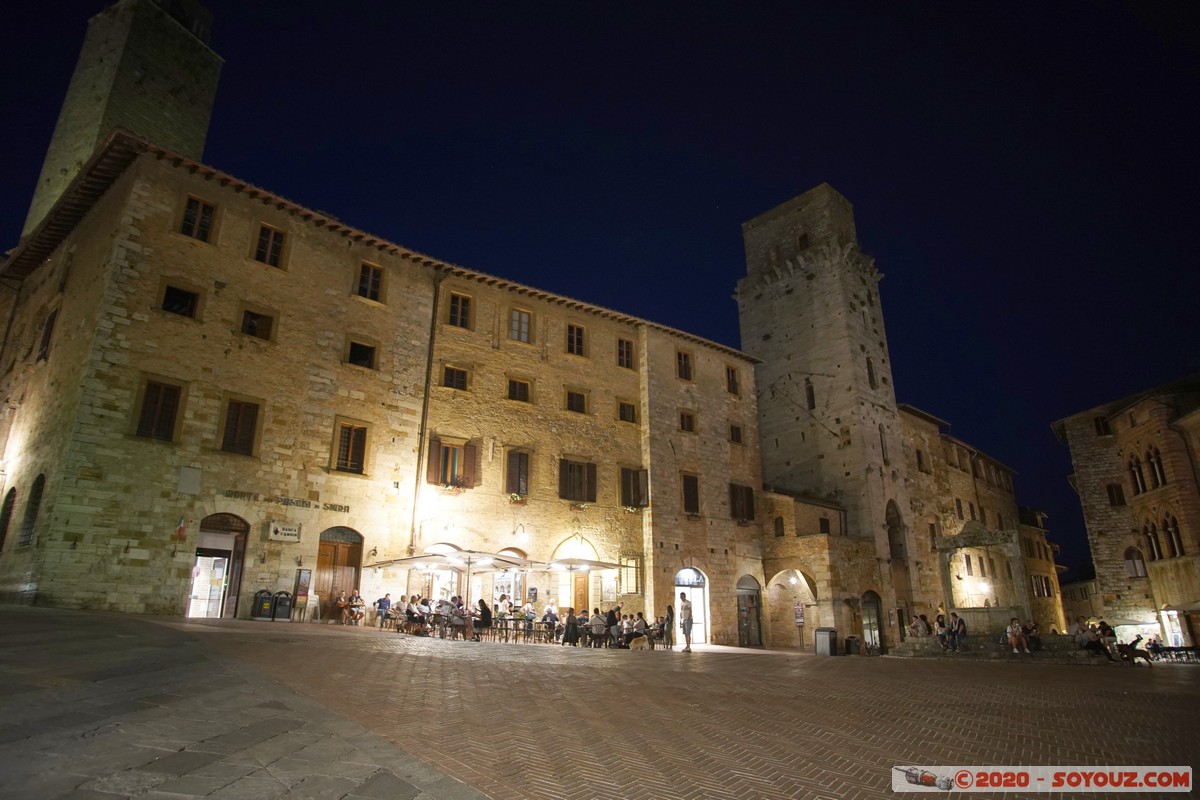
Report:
1053,375,1200,646
0,0,1065,649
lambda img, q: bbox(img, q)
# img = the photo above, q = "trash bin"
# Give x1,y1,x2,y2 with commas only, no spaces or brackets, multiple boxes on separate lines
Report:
251,589,273,620
272,591,293,622
814,627,839,656
844,635,861,656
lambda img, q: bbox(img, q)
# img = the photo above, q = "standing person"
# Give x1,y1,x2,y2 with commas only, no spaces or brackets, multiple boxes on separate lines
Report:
562,606,580,646
679,592,693,652
664,604,675,650
374,593,392,628
606,606,620,648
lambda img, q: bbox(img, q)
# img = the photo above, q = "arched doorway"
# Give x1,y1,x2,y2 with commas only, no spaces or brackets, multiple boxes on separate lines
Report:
552,534,602,615
187,513,249,619
674,567,708,644
766,569,819,649
862,589,885,653
316,527,363,620
736,575,762,646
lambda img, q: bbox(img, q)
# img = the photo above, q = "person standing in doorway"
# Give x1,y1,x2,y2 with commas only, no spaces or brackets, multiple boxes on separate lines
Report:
664,604,676,650
679,592,693,652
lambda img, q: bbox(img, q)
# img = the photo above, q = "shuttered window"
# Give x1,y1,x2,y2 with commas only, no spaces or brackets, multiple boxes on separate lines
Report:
137,381,181,441
619,468,648,507
222,400,259,455
559,459,597,503
426,439,476,488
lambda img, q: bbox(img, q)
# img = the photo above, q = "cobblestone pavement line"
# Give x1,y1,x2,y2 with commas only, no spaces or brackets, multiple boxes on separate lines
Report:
187,620,1200,800
0,608,485,800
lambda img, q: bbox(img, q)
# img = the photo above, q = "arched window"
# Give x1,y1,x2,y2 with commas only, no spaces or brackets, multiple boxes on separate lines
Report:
1142,522,1162,561
17,475,45,547
1148,447,1167,488
0,488,15,552
773,516,785,538
1124,547,1147,578
1164,515,1184,557
867,357,877,389
1128,457,1146,495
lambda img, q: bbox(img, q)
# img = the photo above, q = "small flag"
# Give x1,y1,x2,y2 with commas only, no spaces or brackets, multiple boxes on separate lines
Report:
175,516,187,541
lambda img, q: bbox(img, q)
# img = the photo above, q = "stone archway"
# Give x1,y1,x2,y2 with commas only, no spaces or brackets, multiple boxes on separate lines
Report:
736,574,763,647
766,568,819,649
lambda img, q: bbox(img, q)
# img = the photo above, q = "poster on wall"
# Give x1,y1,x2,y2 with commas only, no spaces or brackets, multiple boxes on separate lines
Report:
293,568,312,620
794,602,805,626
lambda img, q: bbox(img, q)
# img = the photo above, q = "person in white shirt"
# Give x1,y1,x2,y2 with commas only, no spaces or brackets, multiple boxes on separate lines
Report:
679,592,694,652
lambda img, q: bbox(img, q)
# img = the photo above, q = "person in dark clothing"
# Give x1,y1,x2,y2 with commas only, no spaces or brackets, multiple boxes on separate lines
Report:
471,599,492,641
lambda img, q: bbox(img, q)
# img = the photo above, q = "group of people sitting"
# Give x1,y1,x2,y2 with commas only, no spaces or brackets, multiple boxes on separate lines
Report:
1068,616,1120,661
332,589,367,625
907,612,970,651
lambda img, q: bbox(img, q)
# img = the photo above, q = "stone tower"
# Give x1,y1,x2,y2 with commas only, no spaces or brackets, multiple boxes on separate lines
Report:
736,184,919,619
22,0,222,236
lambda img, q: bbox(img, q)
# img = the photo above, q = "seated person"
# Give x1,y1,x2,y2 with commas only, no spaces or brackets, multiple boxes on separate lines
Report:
1006,617,1030,653
1083,628,1116,662
334,591,350,625
625,611,649,645
1022,620,1041,651
348,589,366,624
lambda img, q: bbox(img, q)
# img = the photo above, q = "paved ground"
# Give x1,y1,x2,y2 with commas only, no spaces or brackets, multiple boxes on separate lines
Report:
2,607,1197,799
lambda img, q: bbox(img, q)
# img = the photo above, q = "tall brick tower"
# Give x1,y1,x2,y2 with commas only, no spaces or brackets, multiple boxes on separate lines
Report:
22,0,222,236
736,184,919,622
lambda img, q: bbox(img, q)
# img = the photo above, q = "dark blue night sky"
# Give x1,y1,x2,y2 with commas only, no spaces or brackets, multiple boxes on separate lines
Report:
3,2,1198,578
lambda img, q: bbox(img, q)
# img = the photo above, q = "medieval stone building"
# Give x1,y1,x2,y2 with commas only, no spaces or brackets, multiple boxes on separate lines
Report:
1053,375,1200,645
0,0,1064,648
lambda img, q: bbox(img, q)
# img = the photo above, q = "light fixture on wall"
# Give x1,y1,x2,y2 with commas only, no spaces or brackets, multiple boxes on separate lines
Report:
368,547,378,558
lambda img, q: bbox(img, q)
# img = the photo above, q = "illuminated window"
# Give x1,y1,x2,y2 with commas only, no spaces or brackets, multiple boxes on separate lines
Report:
427,439,476,487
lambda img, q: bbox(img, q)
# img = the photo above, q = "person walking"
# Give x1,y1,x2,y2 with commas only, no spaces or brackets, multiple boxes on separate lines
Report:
679,592,693,652
664,604,675,650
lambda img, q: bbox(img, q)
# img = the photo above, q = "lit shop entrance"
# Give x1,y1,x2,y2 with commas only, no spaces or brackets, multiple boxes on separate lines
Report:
186,513,249,619
675,567,708,644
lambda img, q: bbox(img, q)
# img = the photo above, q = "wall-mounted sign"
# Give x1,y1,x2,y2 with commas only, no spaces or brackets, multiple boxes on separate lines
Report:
269,521,302,543
794,602,805,626
222,489,350,513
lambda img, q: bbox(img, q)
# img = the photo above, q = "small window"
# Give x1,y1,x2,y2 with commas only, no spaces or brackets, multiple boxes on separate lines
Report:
507,379,530,402
448,293,471,328
729,483,754,522
1106,484,1126,506
968,502,976,520
955,498,964,519
1094,416,1111,436
979,557,987,578
16,474,45,548
773,517,785,538
357,263,384,302
680,411,696,433
1124,548,1147,577
509,309,532,343
867,357,877,389
819,517,831,534
254,224,285,267
347,341,377,369
725,366,740,396
805,378,816,410
36,308,58,362
137,380,182,441
618,401,637,423
617,338,634,369
729,424,743,444
427,439,475,487
559,459,597,503
566,390,587,414
620,555,643,595
444,366,468,390
676,350,693,381
681,473,700,515
241,309,274,340
964,554,973,576
619,467,649,507
505,449,530,496
221,398,260,456
567,324,586,356
334,421,368,474
162,285,199,318
181,197,214,242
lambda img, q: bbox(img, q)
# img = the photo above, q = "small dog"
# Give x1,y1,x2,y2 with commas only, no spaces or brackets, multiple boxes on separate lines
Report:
627,634,651,651
1117,635,1152,667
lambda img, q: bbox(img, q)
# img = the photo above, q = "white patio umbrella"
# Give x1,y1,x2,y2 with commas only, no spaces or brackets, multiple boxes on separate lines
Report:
546,557,624,572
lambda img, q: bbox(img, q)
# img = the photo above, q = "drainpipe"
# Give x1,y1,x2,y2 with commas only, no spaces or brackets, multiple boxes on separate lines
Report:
409,267,446,556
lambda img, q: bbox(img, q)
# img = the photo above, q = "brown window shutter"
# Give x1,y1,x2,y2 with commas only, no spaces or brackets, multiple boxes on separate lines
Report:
585,463,597,503
462,444,477,487
558,459,569,499
426,440,441,484
637,469,648,507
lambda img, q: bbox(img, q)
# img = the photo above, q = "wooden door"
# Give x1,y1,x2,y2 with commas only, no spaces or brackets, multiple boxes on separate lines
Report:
573,574,589,616
315,540,361,619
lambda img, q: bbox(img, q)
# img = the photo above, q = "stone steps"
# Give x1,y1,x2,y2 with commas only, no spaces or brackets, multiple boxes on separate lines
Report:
887,636,1122,666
